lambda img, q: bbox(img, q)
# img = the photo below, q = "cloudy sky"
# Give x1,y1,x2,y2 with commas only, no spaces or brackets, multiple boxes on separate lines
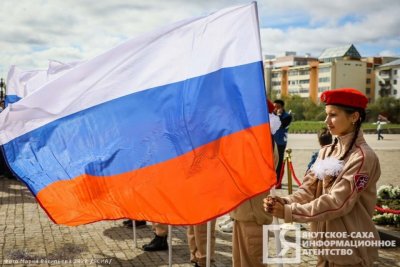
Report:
1,0,399,78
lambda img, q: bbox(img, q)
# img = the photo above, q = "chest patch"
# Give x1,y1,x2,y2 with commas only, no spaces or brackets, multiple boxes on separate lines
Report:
354,174,369,192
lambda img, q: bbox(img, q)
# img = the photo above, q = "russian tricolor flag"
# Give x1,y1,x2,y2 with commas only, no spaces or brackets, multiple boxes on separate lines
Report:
0,3,276,226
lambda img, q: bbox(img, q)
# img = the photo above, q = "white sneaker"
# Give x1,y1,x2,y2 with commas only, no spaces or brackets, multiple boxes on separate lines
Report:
220,221,233,233
218,217,232,227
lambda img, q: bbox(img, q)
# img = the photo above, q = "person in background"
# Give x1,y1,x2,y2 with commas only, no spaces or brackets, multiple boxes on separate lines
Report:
187,220,217,267
229,99,280,267
265,88,381,267
376,119,384,140
122,219,147,228
0,153,13,178
0,144,14,179
272,99,292,186
142,223,169,251
218,215,234,233
306,127,332,172
375,117,389,141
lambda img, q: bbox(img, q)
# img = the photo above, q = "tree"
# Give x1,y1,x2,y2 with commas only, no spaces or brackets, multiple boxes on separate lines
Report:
272,94,325,121
302,100,325,121
367,97,400,123
282,95,305,121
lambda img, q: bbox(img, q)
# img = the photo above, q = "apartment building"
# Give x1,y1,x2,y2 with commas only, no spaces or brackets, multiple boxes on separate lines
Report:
265,45,367,103
265,52,319,101
361,57,399,102
375,59,400,99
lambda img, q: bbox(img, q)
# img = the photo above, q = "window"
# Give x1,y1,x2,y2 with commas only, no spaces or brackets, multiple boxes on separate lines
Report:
299,70,309,75
367,68,372,74
318,86,330,92
272,81,281,86
394,70,398,75
366,88,371,94
394,90,398,95
319,77,330,83
394,80,398,85
366,78,371,84
299,79,309,84
288,88,300,94
319,67,331,73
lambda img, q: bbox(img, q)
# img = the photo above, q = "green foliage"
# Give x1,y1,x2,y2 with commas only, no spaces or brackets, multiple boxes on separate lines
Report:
288,121,400,133
372,213,400,226
268,89,278,101
377,199,400,211
377,185,400,200
366,97,400,123
271,95,324,121
302,100,326,121
288,121,326,133
373,185,400,227
283,95,306,121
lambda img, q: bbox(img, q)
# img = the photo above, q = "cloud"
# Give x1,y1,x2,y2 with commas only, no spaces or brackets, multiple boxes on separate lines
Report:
259,0,400,57
0,0,209,76
378,50,399,57
0,0,399,78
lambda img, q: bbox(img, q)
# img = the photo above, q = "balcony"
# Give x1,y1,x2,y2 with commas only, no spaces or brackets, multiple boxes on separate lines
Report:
378,71,391,80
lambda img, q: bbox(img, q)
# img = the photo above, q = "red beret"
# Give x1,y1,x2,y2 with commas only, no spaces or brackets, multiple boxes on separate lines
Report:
267,99,274,113
320,88,368,109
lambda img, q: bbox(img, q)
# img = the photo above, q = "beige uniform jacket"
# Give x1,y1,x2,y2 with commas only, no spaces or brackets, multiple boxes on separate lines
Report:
283,130,380,266
230,142,278,225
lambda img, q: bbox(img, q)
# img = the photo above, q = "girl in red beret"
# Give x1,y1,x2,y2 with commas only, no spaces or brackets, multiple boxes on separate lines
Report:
264,88,381,267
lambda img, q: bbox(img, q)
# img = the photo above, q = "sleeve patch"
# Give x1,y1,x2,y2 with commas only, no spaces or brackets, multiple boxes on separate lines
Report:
354,174,369,192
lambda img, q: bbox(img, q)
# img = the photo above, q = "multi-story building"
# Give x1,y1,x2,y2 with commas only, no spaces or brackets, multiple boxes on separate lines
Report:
361,57,399,102
265,44,368,103
265,52,319,101
375,59,400,99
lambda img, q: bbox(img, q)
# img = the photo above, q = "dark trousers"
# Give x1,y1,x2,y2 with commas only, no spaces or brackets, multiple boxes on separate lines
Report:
276,144,286,182
0,150,13,178
377,130,384,140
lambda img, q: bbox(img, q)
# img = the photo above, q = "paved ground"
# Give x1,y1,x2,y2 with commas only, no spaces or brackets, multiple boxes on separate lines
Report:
0,133,399,266
287,133,400,187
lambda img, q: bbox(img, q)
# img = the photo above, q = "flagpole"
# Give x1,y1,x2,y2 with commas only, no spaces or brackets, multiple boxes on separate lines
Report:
132,220,137,248
206,221,211,267
168,225,172,267
253,2,284,265
270,187,283,267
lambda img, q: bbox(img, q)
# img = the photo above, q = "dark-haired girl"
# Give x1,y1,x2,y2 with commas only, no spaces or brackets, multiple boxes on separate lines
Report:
264,88,381,267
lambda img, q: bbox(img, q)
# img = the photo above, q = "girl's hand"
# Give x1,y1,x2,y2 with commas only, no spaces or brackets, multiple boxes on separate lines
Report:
263,196,285,219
